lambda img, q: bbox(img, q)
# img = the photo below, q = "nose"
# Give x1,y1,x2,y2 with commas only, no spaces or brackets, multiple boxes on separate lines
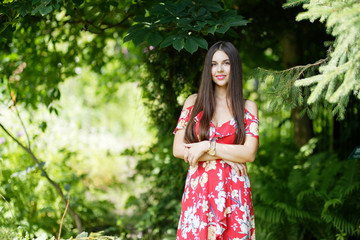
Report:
216,63,224,72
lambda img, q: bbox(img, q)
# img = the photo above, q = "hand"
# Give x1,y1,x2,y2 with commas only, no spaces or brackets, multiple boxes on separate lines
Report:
184,147,189,163
184,141,209,167
223,160,247,176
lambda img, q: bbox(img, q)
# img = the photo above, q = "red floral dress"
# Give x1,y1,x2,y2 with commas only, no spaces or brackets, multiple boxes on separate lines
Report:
173,105,259,240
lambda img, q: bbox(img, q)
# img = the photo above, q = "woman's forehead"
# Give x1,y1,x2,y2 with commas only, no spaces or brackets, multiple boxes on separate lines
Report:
212,50,229,61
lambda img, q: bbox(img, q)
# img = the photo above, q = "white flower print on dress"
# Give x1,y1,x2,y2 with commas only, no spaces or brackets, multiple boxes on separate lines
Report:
191,214,200,235
200,173,208,187
231,189,239,199
189,165,198,176
180,108,190,119
216,223,225,235
191,177,199,189
239,175,251,189
183,188,189,201
202,199,209,213
217,169,223,180
203,161,217,172
207,225,216,240
215,181,226,212
224,206,231,217
176,119,187,130
249,122,259,136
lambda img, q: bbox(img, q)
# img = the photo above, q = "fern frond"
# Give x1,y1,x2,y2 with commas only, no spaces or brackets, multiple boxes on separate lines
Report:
255,204,285,224
276,202,320,222
322,211,358,235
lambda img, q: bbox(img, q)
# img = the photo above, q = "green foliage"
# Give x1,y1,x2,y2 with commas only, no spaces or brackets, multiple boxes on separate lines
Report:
285,0,360,119
251,59,326,118
1,1,360,240
252,137,360,239
0,70,150,238
0,0,138,112
0,133,118,238
120,43,208,239
124,0,248,53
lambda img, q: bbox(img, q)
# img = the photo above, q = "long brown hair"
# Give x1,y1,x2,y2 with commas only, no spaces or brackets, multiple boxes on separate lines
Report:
185,41,246,144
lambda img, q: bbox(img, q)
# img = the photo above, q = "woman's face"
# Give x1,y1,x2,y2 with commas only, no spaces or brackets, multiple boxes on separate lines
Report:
211,50,231,88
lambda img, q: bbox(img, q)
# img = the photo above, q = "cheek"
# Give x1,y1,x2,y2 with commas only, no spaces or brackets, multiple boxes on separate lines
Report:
225,65,231,73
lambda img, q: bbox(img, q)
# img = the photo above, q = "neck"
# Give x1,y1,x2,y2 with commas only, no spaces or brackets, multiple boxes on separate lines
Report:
214,86,227,99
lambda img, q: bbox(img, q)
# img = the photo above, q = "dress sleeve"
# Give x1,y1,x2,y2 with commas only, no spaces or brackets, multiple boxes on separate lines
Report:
173,106,193,134
244,111,259,139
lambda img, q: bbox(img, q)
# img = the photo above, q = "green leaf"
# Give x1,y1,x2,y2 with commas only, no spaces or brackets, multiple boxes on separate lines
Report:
159,34,176,48
76,232,89,238
173,38,184,52
216,23,230,34
197,7,207,17
124,28,149,45
151,3,166,15
184,36,198,54
207,25,217,35
19,3,31,17
203,3,223,13
50,87,60,100
178,18,192,26
148,31,163,47
192,36,208,50
159,16,175,24
31,5,42,15
39,121,47,132
53,2,60,9
229,16,249,27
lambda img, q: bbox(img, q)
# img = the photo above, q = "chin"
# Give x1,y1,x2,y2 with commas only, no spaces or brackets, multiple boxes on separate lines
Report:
215,81,228,87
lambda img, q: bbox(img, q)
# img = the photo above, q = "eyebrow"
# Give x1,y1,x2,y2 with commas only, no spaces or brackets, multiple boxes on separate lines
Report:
211,59,230,63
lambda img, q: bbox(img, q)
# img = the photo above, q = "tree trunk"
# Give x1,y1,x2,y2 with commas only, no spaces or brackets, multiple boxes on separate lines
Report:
281,30,314,148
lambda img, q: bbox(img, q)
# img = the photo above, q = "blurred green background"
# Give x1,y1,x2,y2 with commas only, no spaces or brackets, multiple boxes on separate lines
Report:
1,0,359,239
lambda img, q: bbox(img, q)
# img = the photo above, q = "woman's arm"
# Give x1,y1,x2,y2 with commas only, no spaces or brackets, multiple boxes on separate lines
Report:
184,100,259,167
173,94,198,159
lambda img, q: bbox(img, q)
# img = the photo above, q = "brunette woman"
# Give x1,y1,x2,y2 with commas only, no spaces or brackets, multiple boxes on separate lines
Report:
173,41,259,240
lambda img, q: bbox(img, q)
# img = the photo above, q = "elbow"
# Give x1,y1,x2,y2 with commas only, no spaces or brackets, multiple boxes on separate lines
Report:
248,155,256,163
247,151,257,163
173,148,183,159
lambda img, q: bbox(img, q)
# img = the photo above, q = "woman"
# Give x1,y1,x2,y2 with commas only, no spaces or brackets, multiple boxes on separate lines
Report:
173,41,259,240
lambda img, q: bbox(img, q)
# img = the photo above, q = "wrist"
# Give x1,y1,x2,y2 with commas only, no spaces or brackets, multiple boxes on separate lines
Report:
204,140,211,153
207,140,216,156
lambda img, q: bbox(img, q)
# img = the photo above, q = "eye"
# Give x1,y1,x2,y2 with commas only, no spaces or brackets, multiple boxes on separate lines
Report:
224,61,230,65
211,63,217,66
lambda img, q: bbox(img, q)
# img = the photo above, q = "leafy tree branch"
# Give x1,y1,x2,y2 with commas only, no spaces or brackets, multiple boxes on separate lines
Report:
0,120,83,233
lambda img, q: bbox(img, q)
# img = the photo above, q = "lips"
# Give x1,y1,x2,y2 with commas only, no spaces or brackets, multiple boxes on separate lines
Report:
216,75,226,80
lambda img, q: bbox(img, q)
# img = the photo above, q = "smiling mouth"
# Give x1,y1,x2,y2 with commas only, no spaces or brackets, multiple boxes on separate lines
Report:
216,75,226,80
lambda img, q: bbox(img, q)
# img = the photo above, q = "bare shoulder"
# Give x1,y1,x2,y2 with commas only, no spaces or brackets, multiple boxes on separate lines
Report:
244,99,258,117
183,93,198,108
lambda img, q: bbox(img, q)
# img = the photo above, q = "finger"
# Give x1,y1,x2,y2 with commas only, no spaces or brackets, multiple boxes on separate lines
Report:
229,162,240,176
240,164,246,176
184,151,189,163
235,165,240,176
189,154,194,167
240,165,245,176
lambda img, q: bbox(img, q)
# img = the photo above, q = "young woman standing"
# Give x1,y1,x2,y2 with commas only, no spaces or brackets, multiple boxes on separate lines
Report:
173,41,259,240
